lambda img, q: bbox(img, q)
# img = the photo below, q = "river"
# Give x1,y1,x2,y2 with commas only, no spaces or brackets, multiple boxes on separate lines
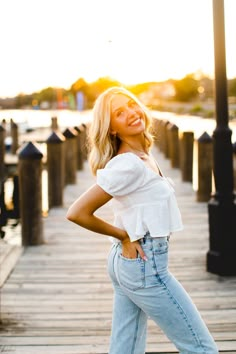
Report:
1,108,236,244
1,108,236,139
0,109,92,133
1,108,236,191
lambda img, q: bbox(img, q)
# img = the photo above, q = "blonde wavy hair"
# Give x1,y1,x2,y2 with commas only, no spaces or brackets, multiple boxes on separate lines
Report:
88,86,153,175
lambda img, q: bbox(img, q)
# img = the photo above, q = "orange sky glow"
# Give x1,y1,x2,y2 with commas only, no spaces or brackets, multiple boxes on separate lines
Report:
1,0,236,97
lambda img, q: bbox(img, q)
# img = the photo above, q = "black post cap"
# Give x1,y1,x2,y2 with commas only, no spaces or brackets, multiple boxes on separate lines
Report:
233,141,236,154
168,123,179,131
63,127,78,138
74,126,81,133
18,142,43,160
46,131,65,144
198,131,212,143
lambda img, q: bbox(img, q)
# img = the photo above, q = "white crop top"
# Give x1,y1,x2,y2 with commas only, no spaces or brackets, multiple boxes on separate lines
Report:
96,152,183,242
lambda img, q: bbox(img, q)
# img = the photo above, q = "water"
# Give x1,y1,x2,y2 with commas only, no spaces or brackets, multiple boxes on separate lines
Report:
1,109,236,241
152,110,236,141
2,109,236,190
1,108,236,140
0,109,92,133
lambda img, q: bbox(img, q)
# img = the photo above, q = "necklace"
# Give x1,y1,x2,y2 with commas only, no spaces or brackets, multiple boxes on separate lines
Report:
122,141,149,159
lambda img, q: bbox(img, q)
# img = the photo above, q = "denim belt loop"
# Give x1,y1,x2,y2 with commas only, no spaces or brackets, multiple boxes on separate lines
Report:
142,232,170,243
143,231,150,244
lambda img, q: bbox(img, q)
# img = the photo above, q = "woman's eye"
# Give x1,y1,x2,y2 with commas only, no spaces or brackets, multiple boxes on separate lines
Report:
117,110,123,117
129,100,138,108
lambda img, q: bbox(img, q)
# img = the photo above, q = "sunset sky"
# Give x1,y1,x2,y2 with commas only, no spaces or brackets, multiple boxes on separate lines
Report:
1,0,236,98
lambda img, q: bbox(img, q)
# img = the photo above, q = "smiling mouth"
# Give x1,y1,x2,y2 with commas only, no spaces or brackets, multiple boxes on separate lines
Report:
129,118,141,126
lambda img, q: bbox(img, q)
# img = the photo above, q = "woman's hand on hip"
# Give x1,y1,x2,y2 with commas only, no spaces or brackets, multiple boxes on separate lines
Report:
121,237,147,261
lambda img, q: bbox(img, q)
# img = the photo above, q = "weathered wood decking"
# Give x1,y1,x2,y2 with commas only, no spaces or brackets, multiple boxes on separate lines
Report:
0,146,236,353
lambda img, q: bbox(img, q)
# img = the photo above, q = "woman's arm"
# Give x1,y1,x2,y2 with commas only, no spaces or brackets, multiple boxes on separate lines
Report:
66,184,147,260
66,184,128,241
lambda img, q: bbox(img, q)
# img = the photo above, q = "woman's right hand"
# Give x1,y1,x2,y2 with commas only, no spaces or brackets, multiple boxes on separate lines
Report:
121,237,147,261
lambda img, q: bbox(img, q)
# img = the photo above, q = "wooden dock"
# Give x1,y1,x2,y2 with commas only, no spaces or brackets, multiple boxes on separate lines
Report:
0,146,236,353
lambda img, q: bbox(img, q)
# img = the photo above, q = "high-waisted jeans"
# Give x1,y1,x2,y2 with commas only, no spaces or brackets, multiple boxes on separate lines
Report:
107,233,218,354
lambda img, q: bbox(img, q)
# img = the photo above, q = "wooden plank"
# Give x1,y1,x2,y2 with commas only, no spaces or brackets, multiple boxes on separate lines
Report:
0,240,23,287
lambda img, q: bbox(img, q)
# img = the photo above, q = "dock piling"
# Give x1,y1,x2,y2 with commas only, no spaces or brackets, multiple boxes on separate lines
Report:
197,132,213,202
179,131,194,182
18,142,44,246
46,131,65,208
63,128,78,185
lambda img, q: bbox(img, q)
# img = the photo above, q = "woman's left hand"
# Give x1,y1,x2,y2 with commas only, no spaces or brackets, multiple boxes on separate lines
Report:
121,238,147,261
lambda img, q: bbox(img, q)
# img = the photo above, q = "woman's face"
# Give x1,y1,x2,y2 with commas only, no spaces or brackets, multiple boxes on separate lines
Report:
110,94,145,139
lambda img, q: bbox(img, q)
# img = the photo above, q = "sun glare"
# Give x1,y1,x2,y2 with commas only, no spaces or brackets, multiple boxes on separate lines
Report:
0,0,236,97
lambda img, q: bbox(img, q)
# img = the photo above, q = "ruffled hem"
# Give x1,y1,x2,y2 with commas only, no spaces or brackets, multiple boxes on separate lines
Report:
113,196,183,242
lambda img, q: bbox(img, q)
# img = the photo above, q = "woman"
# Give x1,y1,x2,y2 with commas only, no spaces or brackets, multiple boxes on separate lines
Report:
66,87,218,354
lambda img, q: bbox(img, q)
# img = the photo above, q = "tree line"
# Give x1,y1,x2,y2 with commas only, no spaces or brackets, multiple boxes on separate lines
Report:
1,73,236,110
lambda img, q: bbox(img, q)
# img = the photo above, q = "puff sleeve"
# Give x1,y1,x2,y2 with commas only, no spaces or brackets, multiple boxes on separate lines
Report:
96,153,145,197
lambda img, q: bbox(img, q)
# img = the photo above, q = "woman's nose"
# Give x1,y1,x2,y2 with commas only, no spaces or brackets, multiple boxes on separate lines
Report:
127,106,137,115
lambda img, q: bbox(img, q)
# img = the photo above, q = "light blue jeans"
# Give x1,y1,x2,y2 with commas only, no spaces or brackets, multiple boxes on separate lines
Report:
107,233,218,354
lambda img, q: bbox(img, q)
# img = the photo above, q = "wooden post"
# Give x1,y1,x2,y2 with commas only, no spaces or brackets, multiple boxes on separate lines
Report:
74,126,84,170
11,122,19,154
81,123,88,160
0,125,5,182
1,119,6,130
11,175,20,219
46,131,65,208
163,121,170,158
150,116,156,136
151,117,161,147
18,142,44,246
167,123,180,168
179,131,194,182
63,128,78,185
197,132,213,202
0,181,8,238
51,116,58,131
157,120,162,151
233,142,236,191
1,119,7,143
0,121,7,237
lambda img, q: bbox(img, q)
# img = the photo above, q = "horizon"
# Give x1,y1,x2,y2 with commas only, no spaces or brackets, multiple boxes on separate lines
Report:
1,0,236,98
0,72,216,100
